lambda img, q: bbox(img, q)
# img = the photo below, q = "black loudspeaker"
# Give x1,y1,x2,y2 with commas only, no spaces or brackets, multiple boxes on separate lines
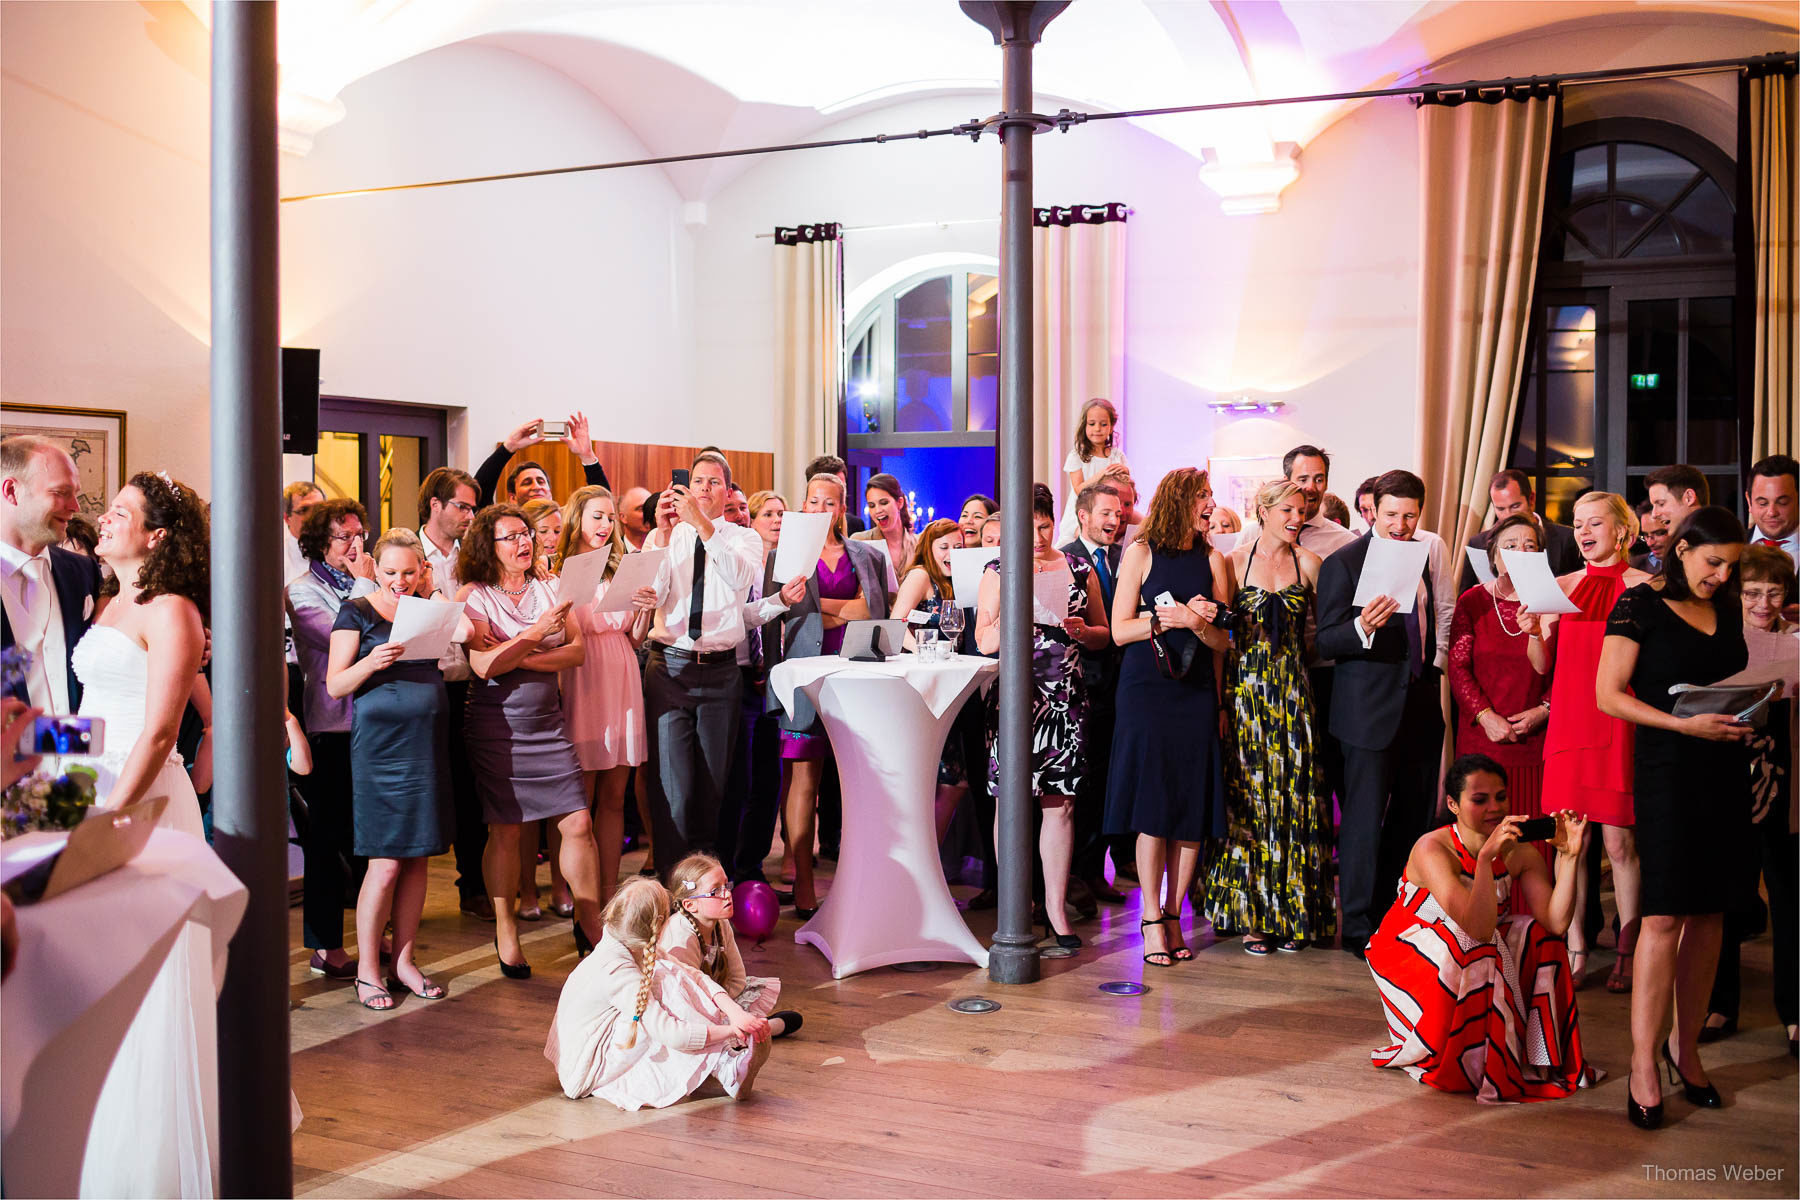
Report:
281,347,320,455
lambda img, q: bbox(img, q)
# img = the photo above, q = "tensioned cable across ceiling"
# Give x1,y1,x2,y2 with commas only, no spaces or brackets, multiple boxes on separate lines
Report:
279,50,1797,203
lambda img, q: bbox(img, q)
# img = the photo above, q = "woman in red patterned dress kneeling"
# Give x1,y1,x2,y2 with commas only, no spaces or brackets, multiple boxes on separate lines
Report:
1366,753,1599,1102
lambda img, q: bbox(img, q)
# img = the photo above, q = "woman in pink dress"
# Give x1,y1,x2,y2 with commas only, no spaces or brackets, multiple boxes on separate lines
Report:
1520,491,1653,992
558,485,651,907
1449,515,1552,820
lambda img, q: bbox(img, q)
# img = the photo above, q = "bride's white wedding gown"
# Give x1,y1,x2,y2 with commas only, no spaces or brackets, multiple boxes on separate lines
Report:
72,625,219,1199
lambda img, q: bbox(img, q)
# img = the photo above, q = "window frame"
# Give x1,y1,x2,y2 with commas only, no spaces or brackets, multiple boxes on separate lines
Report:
844,264,1000,452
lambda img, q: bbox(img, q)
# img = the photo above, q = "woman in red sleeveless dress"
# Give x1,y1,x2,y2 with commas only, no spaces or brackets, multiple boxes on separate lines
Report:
1522,493,1652,992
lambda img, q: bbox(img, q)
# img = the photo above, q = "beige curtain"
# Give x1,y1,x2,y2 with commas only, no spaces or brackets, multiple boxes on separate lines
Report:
1033,205,1127,511
772,224,843,500
1415,88,1557,554
1747,70,1798,460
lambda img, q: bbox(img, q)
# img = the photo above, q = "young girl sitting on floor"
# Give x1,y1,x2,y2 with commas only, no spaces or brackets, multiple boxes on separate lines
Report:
664,854,803,1040
545,877,772,1109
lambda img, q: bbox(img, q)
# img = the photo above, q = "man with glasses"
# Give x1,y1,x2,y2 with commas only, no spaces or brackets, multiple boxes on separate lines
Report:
415,468,488,917
636,451,772,872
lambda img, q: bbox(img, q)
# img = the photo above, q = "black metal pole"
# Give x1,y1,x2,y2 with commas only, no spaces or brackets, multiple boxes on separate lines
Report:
209,3,292,1195
964,0,1066,985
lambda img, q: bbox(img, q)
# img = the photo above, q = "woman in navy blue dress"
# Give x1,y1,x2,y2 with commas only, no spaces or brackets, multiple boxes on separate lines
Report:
1103,467,1232,966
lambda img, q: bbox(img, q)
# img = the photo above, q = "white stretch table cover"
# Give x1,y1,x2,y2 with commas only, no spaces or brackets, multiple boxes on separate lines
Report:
767,654,997,977
1,828,248,1199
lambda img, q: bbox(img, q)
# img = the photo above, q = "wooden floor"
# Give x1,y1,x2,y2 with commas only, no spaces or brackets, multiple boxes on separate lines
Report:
289,851,1798,1199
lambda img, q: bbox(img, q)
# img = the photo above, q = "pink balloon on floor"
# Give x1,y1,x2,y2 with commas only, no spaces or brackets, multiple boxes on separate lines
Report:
731,881,781,943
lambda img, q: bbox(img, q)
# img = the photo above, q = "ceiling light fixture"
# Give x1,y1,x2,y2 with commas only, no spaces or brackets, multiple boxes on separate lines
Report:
1208,394,1286,415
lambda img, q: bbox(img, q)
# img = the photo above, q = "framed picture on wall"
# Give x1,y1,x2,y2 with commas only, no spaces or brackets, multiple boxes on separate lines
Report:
1208,454,1285,523
0,404,128,518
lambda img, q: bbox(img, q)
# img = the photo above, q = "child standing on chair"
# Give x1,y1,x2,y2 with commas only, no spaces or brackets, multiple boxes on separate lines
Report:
663,854,803,1040
1058,398,1128,543
545,877,772,1109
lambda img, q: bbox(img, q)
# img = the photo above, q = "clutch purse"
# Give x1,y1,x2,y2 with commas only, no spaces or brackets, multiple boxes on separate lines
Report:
1669,680,1782,728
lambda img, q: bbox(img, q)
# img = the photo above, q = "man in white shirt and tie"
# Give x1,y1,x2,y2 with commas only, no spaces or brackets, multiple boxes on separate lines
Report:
1,437,98,717
633,451,769,872
1747,454,1799,565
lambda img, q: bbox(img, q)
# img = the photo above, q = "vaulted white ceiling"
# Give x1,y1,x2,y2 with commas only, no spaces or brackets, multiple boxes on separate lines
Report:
190,0,1794,201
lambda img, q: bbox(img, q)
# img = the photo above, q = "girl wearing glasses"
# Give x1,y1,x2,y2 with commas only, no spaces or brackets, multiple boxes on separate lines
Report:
661,854,801,1039
547,877,774,1108
456,504,599,978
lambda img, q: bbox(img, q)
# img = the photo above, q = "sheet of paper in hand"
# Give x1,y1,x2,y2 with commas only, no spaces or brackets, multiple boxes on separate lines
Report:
1351,537,1430,614
389,597,466,661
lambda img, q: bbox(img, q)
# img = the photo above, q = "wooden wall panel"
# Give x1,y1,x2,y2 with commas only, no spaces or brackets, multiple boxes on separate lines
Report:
493,439,774,506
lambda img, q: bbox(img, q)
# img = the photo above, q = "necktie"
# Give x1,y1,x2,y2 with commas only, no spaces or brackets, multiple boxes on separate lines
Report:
1758,537,1778,547
687,536,708,641
746,584,764,670
1402,597,1423,681
1091,546,1114,605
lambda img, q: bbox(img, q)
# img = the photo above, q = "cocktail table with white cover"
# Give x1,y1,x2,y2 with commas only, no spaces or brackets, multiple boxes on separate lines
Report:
768,652,997,978
1,827,247,1199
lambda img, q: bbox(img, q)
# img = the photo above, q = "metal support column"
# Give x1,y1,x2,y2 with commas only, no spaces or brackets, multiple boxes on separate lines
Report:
209,3,293,1194
962,1,1067,985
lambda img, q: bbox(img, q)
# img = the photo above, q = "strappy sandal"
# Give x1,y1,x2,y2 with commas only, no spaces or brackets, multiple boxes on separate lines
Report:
390,975,447,1001
1162,916,1195,962
1606,951,1634,994
354,978,394,1011
1140,917,1175,968
1242,934,1273,956
1567,948,1590,990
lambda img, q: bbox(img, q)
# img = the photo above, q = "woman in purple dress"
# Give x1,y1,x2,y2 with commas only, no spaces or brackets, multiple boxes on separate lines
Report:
764,473,891,915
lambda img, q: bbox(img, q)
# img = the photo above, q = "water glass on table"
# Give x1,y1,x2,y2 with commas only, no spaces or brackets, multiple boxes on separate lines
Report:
916,628,940,663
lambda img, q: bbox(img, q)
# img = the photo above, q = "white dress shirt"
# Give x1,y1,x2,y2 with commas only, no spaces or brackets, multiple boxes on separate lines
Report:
646,521,766,654
417,525,460,598
0,541,70,713
282,525,309,588
1752,526,1799,568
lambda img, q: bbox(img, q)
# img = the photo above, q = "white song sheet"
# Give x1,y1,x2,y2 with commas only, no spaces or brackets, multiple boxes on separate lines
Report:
950,547,1000,608
1351,536,1430,614
1500,549,1580,614
771,512,831,585
557,548,612,610
1210,531,1241,554
595,547,668,612
389,597,466,661
1464,544,1496,586
1032,568,1073,626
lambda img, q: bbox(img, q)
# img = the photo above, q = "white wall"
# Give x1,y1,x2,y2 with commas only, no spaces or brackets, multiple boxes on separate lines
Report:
279,41,697,466
1,0,213,488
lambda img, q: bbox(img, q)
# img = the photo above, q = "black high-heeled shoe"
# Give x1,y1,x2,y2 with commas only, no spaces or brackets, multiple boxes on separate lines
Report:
770,1010,803,1038
1626,1060,1664,1129
1696,1014,1737,1044
494,936,531,980
573,921,594,958
1662,1043,1722,1108
1041,918,1082,951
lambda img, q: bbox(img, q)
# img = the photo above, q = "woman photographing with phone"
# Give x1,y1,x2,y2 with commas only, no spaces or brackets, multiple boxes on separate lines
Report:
457,504,599,979
1594,506,1754,1129
1365,754,1594,1103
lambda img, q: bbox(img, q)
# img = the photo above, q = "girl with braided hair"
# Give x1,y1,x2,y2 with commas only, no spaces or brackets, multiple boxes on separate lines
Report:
546,877,771,1108
662,854,802,1038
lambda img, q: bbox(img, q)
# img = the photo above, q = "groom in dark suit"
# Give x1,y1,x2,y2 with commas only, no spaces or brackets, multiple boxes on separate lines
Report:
2,437,102,715
1062,482,1128,904
1315,470,1444,957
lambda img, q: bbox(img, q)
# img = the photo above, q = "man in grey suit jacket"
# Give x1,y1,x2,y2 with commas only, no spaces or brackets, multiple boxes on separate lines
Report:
1458,468,1583,594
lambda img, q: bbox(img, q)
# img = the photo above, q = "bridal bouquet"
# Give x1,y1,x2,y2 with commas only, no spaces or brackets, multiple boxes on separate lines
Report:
2,768,100,838
0,645,100,837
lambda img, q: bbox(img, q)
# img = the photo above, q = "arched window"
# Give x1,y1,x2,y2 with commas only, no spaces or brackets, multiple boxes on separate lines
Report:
1509,119,1740,523
842,262,999,525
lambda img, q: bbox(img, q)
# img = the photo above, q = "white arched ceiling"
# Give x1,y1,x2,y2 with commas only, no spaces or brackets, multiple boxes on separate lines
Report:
229,0,1794,205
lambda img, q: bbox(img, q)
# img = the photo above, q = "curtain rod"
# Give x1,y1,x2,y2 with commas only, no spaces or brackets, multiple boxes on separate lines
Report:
280,50,1795,203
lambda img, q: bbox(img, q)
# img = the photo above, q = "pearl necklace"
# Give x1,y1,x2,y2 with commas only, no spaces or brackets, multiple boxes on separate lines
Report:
1490,582,1527,638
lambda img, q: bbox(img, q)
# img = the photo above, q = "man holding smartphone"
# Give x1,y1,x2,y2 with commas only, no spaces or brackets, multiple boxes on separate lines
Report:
471,413,610,506
634,451,771,872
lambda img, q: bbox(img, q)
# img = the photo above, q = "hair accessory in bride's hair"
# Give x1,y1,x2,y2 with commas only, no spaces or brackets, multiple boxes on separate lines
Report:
154,470,182,498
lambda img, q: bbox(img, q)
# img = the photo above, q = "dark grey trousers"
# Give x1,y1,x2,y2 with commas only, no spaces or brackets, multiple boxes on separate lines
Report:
642,647,742,876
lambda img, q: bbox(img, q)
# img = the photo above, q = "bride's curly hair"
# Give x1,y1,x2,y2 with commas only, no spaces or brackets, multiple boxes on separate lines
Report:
128,472,211,622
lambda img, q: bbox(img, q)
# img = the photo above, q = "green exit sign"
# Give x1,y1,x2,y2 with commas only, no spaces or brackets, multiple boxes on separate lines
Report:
1630,373,1661,389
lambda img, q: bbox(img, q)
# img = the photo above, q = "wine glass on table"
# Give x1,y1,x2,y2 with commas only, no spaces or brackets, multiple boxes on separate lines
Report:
937,599,964,659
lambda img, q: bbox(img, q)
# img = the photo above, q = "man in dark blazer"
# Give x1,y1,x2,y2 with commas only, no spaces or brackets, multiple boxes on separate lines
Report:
1316,470,1445,958
1,437,101,715
1458,468,1582,594
1062,482,1128,904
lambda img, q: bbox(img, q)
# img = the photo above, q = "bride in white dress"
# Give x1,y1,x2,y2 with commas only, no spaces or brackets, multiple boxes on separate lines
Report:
74,473,217,1198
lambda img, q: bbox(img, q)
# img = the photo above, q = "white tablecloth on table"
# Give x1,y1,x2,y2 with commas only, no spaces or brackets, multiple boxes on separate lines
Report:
2,828,247,1199
768,653,997,977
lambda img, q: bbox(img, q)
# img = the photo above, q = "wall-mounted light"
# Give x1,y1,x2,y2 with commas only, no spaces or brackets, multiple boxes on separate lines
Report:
1208,393,1286,415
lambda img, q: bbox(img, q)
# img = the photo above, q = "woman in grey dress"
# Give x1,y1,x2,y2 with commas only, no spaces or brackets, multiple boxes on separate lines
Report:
456,504,597,979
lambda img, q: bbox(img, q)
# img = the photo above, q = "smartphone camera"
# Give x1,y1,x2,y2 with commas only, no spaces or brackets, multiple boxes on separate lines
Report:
17,715,104,760
1515,816,1557,842
538,420,569,440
